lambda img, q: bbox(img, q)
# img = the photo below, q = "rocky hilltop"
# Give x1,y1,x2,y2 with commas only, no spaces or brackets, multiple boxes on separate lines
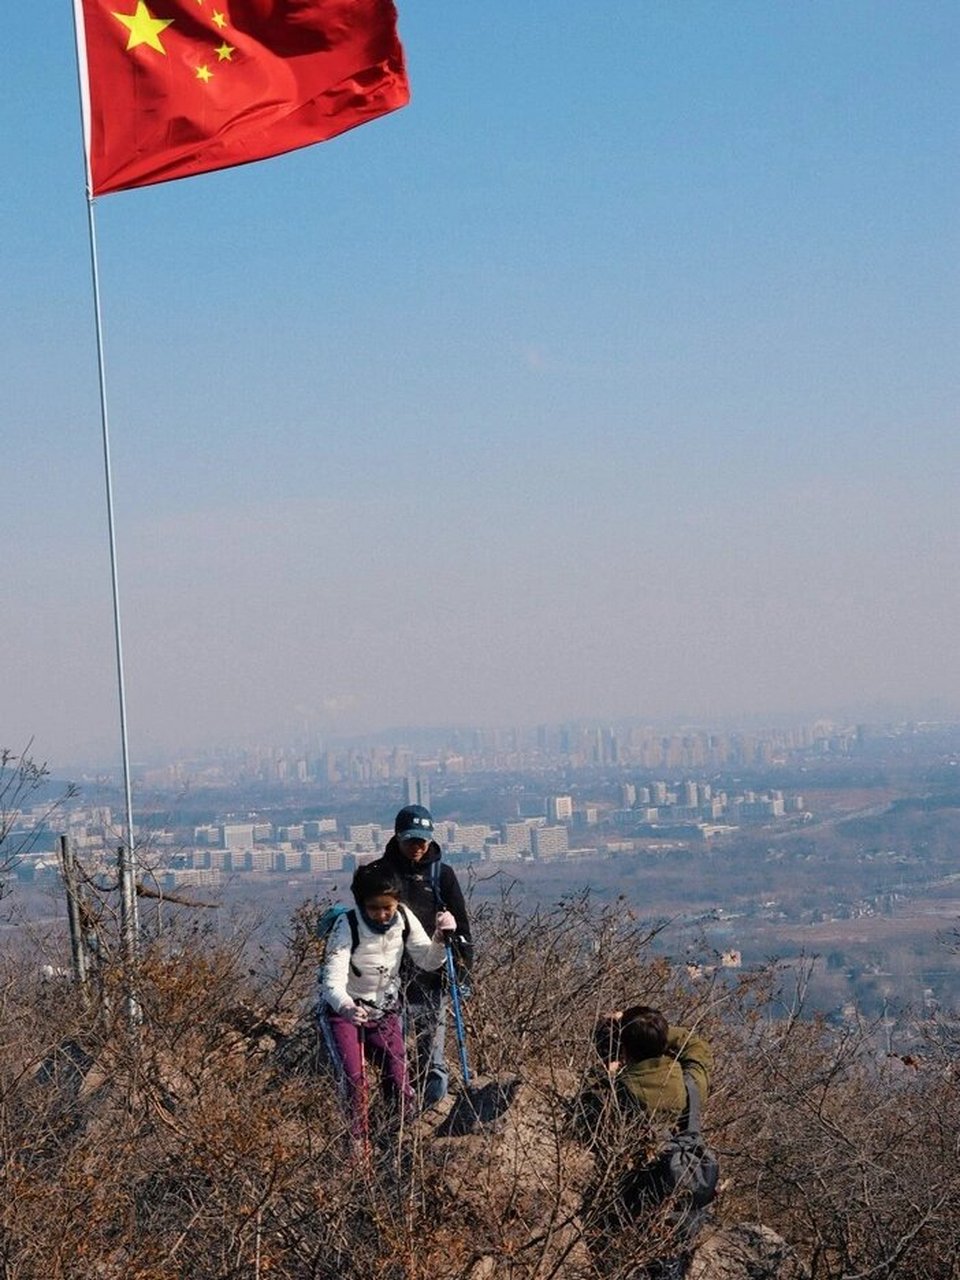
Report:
2,892,957,1277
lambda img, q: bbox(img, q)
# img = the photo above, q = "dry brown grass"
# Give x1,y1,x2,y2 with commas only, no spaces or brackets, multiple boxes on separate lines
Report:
0,889,956,1278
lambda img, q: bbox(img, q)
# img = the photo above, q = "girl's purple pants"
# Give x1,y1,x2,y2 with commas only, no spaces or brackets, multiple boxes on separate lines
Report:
320,1006,414,1136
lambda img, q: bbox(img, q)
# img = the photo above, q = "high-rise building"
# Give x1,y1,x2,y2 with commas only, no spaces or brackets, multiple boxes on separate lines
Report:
502,821,534,853
405,773,431,809
347,823,383,849
221,823,254,850
303,818,337,839
532,826,569,859
547,795,574,823
445,823,494,853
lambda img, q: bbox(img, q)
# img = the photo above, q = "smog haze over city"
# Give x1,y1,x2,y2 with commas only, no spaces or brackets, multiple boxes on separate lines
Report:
3,3,958,771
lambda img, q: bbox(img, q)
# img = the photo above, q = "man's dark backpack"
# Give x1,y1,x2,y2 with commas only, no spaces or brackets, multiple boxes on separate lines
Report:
620,1073,719,1230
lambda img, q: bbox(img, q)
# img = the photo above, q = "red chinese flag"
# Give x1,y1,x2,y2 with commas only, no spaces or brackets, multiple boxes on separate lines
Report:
75,0,409,195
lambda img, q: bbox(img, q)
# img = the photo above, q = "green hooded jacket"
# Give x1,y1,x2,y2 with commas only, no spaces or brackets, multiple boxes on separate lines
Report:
574,1024,714,1149
615,1025,713,1126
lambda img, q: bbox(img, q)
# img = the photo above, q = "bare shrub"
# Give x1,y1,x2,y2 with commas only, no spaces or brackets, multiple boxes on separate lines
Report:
0,745,77,906
0,888,956,1278
711,964,960,1279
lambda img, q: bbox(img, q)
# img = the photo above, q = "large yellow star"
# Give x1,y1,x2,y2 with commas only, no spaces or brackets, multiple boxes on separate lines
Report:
112,2,173,53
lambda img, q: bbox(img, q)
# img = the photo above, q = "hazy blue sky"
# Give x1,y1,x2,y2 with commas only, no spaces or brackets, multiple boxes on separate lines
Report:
3,2,958,768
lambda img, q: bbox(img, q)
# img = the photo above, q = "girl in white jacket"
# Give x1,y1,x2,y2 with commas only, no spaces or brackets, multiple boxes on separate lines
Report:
319,862,453,1134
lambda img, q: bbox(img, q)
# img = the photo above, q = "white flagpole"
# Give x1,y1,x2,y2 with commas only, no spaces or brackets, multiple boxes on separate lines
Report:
71,0,140,978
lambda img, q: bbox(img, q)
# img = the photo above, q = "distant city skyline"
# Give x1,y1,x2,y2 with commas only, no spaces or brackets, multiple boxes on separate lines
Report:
4,3,958,773
46,706,960,780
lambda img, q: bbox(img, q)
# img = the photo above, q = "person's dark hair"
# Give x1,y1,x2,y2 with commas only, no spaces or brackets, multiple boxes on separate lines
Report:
593,1013,622,1064
351,862,403,906
618,1006,669,1062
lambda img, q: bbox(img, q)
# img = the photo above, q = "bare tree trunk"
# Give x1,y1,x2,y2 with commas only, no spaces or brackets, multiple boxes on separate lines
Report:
59,835,90,1008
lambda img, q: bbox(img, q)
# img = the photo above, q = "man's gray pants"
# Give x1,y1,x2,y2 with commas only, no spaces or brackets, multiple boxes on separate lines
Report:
405,988,449,1108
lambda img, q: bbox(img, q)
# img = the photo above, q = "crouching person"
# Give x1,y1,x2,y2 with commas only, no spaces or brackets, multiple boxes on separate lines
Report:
318,863,454,1142
577,1006,716,1279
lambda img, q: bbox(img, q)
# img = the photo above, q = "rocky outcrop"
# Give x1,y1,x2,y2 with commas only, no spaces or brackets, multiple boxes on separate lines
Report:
417,1075,808,1280
688,1223,810,1280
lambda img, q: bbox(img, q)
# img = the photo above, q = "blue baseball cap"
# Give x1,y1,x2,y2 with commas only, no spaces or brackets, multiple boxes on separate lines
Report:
395,805,434,842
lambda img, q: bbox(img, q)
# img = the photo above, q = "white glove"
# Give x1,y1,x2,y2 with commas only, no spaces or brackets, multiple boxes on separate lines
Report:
434,910,456,939
341,1002,368,1026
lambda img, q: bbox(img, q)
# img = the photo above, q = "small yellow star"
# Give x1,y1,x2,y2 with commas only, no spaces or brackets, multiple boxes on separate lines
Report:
195,63,213,82
212,9,227,27
112,1,173,53
215,42,235,61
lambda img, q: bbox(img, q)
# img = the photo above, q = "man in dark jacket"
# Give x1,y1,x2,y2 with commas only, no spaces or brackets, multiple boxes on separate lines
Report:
369,804,473,1108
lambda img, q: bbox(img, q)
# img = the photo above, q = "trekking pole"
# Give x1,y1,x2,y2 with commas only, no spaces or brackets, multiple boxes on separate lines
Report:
429,864,473,1090
444,940,472,1088
357,1023,371,1165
